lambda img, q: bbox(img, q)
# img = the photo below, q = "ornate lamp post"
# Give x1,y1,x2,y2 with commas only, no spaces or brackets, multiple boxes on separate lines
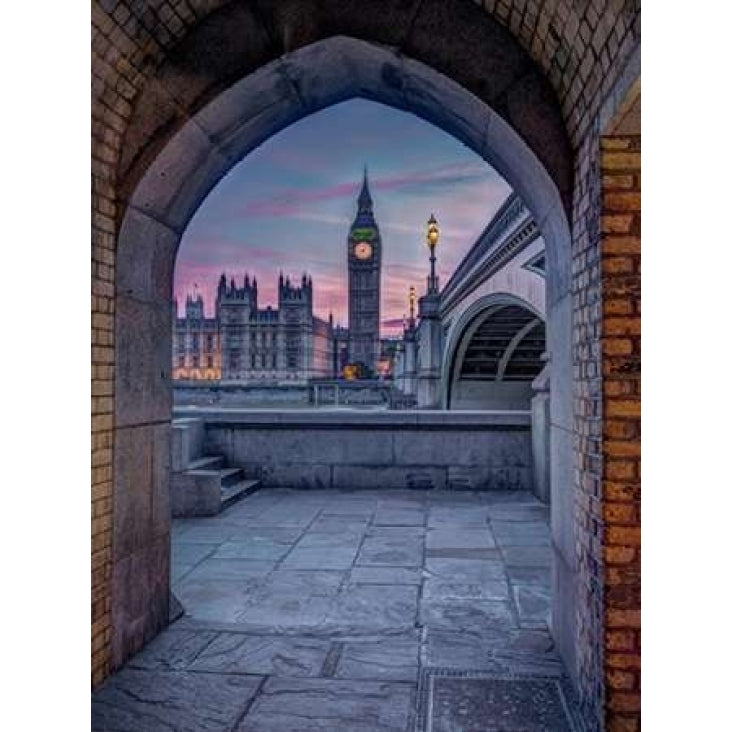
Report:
426,213,440,295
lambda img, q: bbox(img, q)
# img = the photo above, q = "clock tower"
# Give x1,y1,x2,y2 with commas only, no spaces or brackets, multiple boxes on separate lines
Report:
347,168,382,374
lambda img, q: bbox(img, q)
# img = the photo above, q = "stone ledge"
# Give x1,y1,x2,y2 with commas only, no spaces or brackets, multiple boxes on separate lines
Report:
172,407,531,430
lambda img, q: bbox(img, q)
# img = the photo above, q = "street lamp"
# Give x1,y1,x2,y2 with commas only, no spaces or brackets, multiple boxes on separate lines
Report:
408,285,417,327
426,213,440,294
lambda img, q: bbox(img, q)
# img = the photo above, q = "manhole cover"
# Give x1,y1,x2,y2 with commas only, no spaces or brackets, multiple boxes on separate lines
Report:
416,669,583,732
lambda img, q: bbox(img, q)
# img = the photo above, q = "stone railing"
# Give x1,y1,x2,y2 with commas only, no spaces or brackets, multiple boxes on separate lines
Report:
172,408,533,492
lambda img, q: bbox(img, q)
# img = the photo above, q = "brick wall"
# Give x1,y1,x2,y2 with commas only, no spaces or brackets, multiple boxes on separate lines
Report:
600,135,641,730
572,125,606,729
91,113,119,686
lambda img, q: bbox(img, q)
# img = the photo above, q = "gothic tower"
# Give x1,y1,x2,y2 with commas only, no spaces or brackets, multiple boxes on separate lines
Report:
347,167,382,373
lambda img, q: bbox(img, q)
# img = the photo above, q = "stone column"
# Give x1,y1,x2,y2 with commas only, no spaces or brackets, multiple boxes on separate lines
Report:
403,328,417,397
530,363,551,504
415,293,442,408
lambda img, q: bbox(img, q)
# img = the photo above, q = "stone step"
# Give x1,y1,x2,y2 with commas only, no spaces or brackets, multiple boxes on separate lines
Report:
221,479,261,510
187,455,225,471
220,466,246,488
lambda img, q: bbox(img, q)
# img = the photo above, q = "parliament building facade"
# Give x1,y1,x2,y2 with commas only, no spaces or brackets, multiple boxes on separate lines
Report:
173,170,384,383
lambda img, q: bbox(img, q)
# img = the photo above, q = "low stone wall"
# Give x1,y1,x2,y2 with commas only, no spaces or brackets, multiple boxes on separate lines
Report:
173,381,393,408
174,409,533,492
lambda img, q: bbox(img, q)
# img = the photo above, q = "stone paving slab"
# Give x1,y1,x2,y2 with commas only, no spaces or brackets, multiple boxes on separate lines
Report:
487,503,551,521
94,488,573,731
373,507,426,526
424,557,506,584
335,636,420,682
492,520,552,546
423,577,511,602
326,584,419,633
280,545,362,569
183,558,276,582
126,629,218,671
189,633,332,677
175,578,261,624
501,546,553,568
426,528,497,550
234,590,335,631
349,566,424,585
356,532,424,567
512,584,552,629
239,677,415,732
309,516,370,532
91,668,262,732
423,628,558,671
420,598,517,633
427,505,491,527
171,542,218,565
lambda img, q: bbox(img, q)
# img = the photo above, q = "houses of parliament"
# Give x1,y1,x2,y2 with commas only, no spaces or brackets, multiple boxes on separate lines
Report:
173,170,384,383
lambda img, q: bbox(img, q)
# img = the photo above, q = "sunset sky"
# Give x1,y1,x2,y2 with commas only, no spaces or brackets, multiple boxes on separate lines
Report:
174,98,512,334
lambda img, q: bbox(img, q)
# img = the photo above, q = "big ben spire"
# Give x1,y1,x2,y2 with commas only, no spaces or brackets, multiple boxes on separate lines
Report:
357,165,373,213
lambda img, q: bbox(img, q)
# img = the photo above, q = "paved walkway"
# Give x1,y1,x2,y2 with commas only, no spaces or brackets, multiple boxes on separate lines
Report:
92,489,576,731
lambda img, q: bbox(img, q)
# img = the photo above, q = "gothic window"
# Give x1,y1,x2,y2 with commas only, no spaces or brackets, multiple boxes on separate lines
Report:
178,355,185,367
206,335,214,351
192,334,200,352
207,356,213,368
230,353,239,370
251,353,256,369
193,356,199,368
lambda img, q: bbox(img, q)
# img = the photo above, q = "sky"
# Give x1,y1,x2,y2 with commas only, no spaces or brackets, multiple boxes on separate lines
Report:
174,98,512,335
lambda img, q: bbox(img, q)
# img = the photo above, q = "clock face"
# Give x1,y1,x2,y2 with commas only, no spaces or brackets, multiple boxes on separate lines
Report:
354,241,373,260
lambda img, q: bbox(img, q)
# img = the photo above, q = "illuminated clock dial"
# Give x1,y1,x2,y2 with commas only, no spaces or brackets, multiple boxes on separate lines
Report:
354,241,373,260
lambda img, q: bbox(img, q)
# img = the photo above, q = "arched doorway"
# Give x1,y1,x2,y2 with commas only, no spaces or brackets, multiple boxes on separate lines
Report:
114,30,575,678
93,2,641,727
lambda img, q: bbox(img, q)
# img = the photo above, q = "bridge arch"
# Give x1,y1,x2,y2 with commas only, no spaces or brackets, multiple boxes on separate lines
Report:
442,292,545,410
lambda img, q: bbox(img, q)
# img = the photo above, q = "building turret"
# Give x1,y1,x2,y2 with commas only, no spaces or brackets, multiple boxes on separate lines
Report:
185,292,204,320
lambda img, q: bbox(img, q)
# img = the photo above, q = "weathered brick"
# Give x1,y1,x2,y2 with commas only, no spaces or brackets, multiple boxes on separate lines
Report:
603,236,640,255
606,629,636,652
604,338,633,355
604,440,641,458
607,690,641,712
605,459,636,481
604,192,641,210
603,256,635,274
606,526,641,547
601,152,641,170
601,214,633,234
600,137,634,151
605,400,640,418
606,668,636,691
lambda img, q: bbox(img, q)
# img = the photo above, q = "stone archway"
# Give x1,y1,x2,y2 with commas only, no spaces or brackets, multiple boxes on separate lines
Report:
113,32,577,696
93,2,641,728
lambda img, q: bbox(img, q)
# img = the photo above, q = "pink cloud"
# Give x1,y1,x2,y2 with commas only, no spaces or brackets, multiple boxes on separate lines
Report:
241,162,491,219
